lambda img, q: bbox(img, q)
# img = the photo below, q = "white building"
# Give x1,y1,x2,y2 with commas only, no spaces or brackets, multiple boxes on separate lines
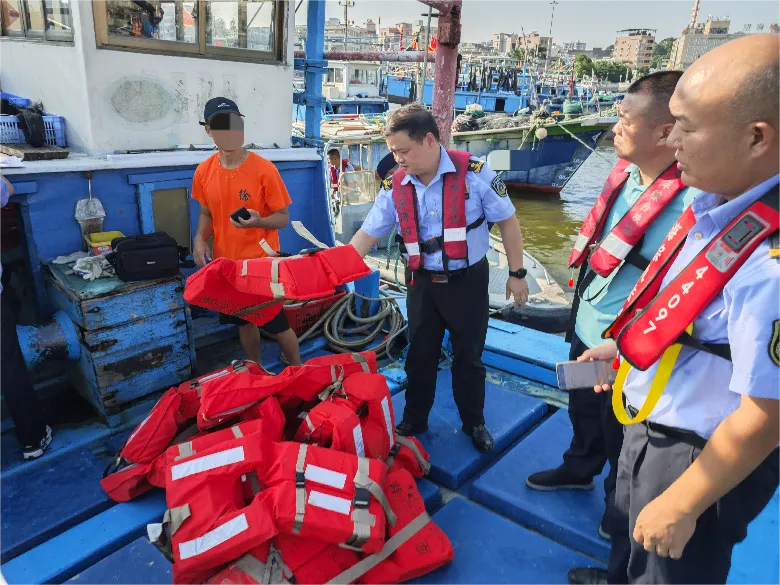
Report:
668,17,747,70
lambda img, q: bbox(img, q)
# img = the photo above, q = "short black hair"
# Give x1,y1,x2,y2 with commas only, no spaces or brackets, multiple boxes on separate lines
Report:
731,62,780,127
327,148,340,157
626,71,683,124
383,102,440,143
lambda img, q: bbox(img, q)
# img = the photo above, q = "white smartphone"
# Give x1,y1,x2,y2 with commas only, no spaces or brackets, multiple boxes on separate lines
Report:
556,359,617,390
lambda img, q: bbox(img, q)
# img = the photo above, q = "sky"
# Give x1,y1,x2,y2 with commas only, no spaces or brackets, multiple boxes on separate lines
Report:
295,0,779,48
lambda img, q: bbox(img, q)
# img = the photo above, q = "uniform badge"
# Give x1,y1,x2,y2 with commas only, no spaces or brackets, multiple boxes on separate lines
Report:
468,159,485,173
770,320,780,367
381,177,393,191
492,175,508,197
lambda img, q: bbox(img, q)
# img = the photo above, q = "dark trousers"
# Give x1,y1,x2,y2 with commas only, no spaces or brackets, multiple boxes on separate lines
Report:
403,258,490,430
1,293,46,447
609,421,780,584
562,333,624,526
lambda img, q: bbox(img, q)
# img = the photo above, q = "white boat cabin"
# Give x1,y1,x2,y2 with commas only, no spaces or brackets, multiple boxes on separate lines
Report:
323,61,381,100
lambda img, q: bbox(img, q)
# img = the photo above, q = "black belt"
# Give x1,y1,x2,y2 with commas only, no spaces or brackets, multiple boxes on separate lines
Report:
410,257,486,284
627,405,707,450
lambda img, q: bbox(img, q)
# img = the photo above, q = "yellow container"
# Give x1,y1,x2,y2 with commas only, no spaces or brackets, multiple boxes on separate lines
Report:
85,231,125,256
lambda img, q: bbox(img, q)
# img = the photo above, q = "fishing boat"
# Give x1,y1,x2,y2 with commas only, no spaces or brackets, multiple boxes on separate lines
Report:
0,1,775,584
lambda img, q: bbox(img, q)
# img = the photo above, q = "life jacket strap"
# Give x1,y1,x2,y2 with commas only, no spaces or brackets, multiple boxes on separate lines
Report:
326,511,433,585
292,443,308,534
395,436,431,475
395,216,486,255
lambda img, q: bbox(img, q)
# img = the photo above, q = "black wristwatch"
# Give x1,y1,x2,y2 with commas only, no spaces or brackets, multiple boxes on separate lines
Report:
508,268,527,280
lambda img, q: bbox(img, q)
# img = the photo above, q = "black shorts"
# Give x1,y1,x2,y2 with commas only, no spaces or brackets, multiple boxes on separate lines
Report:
218,308,291,334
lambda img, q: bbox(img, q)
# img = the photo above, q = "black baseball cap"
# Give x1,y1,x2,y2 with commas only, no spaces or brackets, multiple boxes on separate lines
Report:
200,97,244,126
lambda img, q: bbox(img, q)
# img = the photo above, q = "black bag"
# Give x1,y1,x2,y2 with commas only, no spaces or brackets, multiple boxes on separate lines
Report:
106,232,193,282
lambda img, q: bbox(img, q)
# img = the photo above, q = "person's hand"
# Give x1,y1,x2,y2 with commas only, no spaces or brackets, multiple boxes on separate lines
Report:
230,208,264,229
506,275,529,308
634,493,697,560
576,340,618,392
193,237,212,267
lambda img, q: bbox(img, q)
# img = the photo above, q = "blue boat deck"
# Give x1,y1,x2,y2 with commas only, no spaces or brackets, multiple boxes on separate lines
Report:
1,322,777,585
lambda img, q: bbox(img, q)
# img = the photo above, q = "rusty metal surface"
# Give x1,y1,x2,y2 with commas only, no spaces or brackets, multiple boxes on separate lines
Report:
429,0,462,146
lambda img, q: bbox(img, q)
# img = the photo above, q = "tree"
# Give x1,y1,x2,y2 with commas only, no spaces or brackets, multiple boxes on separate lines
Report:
637,66,651,76
507,47,526,62
573,54,594,80
593,60,631,83
605,44,614,55
652,36,676,68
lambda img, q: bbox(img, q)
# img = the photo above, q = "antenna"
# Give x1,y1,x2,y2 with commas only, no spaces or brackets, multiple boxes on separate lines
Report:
339,0,355,47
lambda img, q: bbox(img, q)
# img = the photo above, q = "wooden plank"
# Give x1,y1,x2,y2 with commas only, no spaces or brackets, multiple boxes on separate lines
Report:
82,310,188,359
80,281,185,330
0,143,69,161
5,180,37,195
1,492,167,585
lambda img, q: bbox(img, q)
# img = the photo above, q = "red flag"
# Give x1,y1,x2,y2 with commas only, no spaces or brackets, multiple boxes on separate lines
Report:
183,7,194,27
429,37,437,51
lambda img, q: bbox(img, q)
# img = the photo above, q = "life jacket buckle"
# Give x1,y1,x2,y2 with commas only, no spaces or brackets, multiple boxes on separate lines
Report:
353,487,371,509
295,471,306,488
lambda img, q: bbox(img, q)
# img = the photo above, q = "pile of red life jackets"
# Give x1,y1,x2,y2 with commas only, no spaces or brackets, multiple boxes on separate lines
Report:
101,351,454,584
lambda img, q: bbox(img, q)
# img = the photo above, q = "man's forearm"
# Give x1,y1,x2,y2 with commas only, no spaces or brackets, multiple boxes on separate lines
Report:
662,396,779,518
497,216,524,271
254,211,289,230
194,211,213,242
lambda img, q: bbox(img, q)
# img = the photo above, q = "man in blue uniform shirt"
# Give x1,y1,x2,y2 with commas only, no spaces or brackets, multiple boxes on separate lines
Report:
350,103,529,453
527,72,699,544
570,34,779,585
0,176,53,460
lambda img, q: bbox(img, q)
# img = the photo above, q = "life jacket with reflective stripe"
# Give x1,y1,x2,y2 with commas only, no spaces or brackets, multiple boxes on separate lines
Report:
604,185,780,371
148,439,394,580
119,360,271,465
392,150,471,271
292,372,395,460
200,352,376,429
184,246,371,327
101,401,284,504
569,160,686,277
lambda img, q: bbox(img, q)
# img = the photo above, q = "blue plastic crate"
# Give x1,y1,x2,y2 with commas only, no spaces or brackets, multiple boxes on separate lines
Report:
0,92,32,108
0,114,66,147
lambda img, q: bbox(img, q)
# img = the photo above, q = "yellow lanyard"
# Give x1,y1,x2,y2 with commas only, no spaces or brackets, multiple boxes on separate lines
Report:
611,324,693,425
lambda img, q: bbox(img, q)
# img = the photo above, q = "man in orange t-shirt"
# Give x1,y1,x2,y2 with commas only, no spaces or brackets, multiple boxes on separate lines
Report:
191,97,301,366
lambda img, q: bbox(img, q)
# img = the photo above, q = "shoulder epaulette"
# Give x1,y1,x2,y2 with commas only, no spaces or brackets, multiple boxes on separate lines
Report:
381,177,393,191
770,230,780,261
468,159,485,174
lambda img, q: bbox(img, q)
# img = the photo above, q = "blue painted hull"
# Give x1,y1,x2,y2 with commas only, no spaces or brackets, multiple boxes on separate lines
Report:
339,127,605,192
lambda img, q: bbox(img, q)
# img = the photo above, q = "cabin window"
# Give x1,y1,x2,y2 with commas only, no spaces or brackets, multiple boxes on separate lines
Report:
349,68,377,85
93,0,286,63
326,68,344,84
1,0,74,41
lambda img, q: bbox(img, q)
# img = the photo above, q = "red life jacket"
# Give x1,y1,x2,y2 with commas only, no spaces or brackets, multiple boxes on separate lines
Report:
200,352,375,429
386,435,432,478
330,160,351,191
118,360,271,464
604,186,779,370
392,150,471,271
184,246,371,327
148,439,394,579
569,160,686,277
292,372,395,460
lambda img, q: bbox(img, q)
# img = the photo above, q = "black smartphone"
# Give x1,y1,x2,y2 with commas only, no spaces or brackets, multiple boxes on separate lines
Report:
231,207,251,222
555,359,617,390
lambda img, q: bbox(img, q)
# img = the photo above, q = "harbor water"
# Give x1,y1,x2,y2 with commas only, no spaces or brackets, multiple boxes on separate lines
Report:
507,145,619,289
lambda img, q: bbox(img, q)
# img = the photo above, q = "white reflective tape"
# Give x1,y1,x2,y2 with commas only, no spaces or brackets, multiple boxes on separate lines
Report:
241,260,248,276
258,239,277,257
573,233,590,253
126,412,152,445
304,415,315,432
600,232,633,261
443,227,467,242
198,369,230,383
380,397,395,448
353,425,366,458
305,465,347,489
178,513,249,560
171,446,245,481
308,491,352,515
404,242,420,256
